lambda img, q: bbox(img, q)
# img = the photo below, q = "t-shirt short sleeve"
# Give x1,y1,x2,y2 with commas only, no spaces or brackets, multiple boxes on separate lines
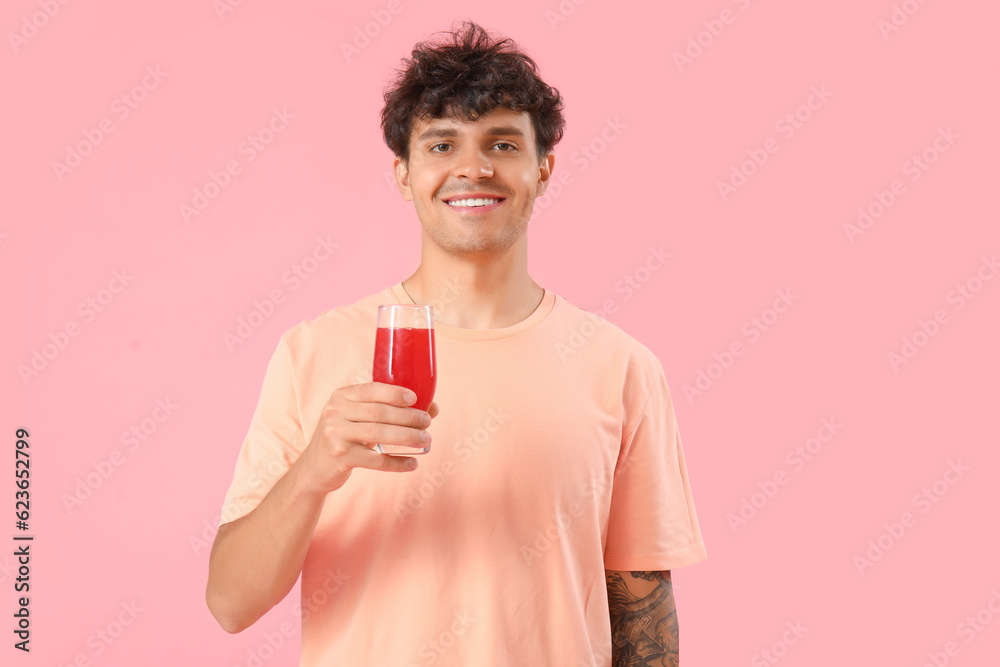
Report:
603,355,708,571
219,332,307,526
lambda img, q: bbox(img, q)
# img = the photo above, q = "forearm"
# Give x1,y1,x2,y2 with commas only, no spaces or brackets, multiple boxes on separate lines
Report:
605,570,679,667
206,456,327,633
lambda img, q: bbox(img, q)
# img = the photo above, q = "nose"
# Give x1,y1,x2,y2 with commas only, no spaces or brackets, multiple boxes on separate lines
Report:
453,147,494,180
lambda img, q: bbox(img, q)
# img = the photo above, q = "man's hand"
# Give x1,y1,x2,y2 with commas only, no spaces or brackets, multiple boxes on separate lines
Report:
294,382,439,494
206,382,438,633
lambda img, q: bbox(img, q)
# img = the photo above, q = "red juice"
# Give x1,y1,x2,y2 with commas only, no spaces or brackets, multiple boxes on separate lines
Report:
373,327,436,410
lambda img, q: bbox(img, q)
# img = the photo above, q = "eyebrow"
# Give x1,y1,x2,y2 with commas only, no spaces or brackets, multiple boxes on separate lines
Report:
416,125,527,143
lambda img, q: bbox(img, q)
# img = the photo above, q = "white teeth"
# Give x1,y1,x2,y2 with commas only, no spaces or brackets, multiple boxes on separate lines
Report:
446,198,500,207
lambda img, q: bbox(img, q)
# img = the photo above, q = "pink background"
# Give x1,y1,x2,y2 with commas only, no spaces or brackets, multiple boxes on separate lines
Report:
3,0,998,665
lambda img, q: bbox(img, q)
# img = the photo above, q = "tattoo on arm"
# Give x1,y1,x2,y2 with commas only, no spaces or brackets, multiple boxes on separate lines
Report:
606,570,678,667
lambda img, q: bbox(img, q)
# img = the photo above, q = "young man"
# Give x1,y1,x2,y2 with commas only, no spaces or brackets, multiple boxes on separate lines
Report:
207,21,706,666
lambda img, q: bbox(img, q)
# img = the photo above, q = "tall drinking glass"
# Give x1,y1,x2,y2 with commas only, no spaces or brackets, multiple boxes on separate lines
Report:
373,305,436,455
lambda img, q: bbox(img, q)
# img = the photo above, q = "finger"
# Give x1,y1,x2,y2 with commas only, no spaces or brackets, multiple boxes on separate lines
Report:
344,444,420,473
350,421,431,452
350,382,418,407
427,401,440,419
342,400,431,430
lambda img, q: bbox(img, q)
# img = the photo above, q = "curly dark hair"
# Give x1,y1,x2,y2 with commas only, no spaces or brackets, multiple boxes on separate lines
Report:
381,21,565,164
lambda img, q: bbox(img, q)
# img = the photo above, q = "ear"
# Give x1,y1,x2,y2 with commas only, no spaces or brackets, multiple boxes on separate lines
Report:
535,153,555,197
393,156,413,201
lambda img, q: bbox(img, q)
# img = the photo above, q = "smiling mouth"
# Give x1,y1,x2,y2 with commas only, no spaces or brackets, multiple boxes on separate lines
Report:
444,197,505,208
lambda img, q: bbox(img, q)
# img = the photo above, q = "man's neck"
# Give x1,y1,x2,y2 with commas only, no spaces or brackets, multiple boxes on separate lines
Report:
401,263,543,330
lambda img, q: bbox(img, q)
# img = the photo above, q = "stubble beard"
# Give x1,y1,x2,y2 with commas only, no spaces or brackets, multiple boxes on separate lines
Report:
424,202,532,259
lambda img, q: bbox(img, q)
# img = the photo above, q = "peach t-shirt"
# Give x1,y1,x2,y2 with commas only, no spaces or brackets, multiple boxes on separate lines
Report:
220,283,707,666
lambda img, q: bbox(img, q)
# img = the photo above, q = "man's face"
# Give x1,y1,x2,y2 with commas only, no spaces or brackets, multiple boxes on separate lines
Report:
393,107,554,258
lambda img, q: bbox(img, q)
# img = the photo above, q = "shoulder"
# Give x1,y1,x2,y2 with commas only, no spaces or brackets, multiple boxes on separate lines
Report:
551,293,664,370
549,293,667,397
277,286,390,359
